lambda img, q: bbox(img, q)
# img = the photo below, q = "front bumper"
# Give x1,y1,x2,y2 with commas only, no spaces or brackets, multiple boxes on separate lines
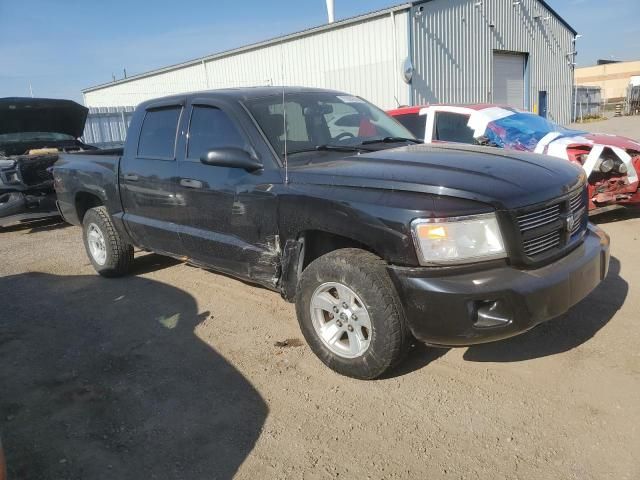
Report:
388,224,610,346
0,191,58,226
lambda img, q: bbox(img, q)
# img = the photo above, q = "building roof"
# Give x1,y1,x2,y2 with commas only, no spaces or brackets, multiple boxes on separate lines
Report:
411,0,576,35
84,0,577,94
532,0,577,36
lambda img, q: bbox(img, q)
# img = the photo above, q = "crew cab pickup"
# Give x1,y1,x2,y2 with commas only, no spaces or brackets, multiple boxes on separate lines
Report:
53,87,610,379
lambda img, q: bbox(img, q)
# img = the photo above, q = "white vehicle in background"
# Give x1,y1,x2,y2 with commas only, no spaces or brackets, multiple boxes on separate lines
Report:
388,104,640,212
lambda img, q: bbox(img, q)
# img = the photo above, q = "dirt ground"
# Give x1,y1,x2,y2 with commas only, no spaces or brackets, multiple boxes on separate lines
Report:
2,139,640,478
1,214,638,480
570,114,640,138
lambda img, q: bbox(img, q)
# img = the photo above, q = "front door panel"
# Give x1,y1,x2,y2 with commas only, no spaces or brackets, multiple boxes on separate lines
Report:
175,101,281,286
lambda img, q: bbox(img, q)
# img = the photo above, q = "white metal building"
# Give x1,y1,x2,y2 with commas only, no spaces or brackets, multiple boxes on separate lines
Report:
82,0,578,125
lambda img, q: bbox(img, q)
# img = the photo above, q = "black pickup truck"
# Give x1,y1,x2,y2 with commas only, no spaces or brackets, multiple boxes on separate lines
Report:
53,87,610,379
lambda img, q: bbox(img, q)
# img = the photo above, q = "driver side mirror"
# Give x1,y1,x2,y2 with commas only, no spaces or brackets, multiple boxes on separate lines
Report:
200,147,262,172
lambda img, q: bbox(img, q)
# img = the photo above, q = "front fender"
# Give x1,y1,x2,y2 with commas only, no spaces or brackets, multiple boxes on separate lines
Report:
278,184,432,266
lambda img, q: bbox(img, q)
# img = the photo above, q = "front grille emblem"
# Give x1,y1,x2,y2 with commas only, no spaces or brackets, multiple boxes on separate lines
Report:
566,213,575,232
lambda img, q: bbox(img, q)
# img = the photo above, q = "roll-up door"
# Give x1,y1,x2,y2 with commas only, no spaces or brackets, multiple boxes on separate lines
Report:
493,52,526,108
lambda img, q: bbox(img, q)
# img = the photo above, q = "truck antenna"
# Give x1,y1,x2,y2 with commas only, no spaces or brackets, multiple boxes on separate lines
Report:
281,42,288,184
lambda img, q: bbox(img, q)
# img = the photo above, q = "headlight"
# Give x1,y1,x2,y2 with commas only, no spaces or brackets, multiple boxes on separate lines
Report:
0,159,16,168
616,162,628,174
599,158,614,173
411,213,506,265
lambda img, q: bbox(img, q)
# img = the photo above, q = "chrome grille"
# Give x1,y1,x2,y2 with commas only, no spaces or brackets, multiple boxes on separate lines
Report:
516,188,588,259
517,204,561,232
569,191,584,212
522,230,561,256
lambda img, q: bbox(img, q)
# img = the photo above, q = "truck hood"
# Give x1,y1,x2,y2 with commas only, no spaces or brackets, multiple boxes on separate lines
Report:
0,97,88,138
288,144,586,210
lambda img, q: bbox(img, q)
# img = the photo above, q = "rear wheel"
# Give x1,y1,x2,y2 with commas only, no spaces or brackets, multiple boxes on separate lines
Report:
296,248,410,379
82,206,133,277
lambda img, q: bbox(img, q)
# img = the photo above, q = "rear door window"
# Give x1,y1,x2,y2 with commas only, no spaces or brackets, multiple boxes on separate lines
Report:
433,112,475,144
187,106,245,159
137,107,182,159
394,113,425,140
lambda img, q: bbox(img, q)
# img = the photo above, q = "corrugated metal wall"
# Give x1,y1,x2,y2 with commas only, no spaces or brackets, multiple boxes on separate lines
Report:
84,64,207,110
83,1,575,124
411,0,575,124
82,107,134,148
83,10,410,111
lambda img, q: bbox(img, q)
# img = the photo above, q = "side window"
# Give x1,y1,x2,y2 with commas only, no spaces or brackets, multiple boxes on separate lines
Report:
394,113,426,140
433,112,475,144
187,106,245,159
137,107,181,158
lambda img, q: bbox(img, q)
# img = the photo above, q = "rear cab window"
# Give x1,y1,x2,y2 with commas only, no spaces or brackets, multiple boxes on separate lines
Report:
187,106,246,159
433,112,475,144
137,107,182,159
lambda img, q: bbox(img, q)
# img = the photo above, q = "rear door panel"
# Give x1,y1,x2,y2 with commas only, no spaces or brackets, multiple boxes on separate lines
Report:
120,99,186,255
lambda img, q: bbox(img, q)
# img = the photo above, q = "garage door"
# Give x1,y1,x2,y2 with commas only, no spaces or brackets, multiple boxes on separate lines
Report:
493,52,526,109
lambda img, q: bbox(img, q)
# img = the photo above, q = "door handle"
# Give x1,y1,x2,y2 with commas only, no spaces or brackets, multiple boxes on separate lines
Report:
180,178,203,189
123,173,139,181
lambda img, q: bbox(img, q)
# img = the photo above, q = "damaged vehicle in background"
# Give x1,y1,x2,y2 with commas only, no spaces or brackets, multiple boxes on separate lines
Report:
388,104,640,213
0,97,95,226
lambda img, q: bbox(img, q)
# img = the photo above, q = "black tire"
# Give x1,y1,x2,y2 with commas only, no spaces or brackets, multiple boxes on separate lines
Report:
295,248,410,379
82,206,134,277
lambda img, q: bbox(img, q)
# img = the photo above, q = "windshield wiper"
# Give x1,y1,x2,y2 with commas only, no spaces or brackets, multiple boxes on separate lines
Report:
286,144,373,155
360,136,422,145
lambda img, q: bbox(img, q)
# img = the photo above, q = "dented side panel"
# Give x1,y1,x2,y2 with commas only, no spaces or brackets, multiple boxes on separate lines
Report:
174,95,285,289
174,167,283,288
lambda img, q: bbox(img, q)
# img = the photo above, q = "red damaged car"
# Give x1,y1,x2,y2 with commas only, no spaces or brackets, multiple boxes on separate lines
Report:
388,104,640,212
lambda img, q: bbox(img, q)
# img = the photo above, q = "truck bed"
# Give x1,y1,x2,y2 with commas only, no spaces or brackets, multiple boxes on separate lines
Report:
54,150,123,226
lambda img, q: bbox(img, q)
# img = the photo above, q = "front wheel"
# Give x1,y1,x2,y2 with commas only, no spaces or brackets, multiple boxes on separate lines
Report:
82,206,134,277
295,248,410,379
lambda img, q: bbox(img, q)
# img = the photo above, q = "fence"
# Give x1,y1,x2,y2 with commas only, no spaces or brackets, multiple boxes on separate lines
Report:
82,106,135,148
572,86,603,122
626,85,640,116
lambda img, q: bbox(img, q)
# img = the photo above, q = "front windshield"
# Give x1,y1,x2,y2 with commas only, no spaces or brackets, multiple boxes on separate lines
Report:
245,92,415,158
0,132,76,143
483,112,583,151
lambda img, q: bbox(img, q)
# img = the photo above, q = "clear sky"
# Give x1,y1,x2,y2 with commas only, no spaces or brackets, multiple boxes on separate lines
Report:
0,0,638,103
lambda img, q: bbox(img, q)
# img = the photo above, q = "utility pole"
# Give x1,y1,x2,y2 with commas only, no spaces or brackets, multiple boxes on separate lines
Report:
572,34,582,122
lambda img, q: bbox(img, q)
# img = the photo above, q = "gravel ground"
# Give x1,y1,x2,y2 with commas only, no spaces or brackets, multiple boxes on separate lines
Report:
1,212,639,479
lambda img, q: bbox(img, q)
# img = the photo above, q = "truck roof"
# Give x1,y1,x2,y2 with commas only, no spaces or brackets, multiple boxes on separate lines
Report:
138,86,346,109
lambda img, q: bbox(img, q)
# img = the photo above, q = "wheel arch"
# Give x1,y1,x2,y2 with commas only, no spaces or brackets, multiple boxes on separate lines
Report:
75,191,104,223
279,229,383,302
